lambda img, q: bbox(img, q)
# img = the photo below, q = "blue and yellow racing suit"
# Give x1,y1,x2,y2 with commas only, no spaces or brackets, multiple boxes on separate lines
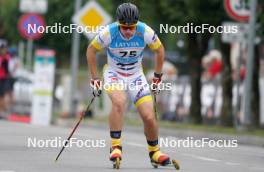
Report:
91,21,162,107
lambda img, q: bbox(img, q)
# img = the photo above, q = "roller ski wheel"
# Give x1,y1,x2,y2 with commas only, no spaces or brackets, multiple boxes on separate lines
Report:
112,157,121,169
149,151,180,170
172,159,180,170
151,159,180,170
110,146,122,169
151,161,158,168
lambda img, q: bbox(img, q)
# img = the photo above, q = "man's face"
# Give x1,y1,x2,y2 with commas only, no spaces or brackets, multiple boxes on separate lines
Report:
119,24,137,39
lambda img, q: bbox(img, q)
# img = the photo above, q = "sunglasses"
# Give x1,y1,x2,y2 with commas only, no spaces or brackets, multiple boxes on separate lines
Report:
119,23,137,30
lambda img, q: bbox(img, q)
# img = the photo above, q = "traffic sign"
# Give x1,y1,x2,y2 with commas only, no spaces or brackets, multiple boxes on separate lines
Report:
18,13,46,40
221,21,260,44
72,1,112,39
224,0,250,22
221,22,248,43
19,0,48,14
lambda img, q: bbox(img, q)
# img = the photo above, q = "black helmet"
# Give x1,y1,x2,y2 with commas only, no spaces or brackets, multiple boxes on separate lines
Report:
116,3,139,25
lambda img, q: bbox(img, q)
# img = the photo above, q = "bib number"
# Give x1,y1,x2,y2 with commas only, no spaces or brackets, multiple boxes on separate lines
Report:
119,50,137,57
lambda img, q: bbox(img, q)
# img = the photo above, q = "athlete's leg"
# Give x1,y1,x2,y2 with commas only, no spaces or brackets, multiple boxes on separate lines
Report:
107,90,126,161
103,66,126,161
129,73,158,140
108,90,126,131
137,101,158,140
131,73,170,165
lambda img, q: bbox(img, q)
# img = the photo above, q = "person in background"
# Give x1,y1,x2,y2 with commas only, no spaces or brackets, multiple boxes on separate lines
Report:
0,39,11,118
201,55,212,81
201,50,223,122
206,50,223,80
6,47,20,110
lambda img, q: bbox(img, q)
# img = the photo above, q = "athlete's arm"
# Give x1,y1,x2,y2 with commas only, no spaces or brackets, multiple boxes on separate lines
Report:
86,44,99,79
144,24,164,74
86,26,111,79
153,44,165,74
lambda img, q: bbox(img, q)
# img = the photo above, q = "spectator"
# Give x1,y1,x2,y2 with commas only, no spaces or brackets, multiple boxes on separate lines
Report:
207,50,223,79
6,47,20,109
201,55,212,81
0,39,11,118
201,50,223,123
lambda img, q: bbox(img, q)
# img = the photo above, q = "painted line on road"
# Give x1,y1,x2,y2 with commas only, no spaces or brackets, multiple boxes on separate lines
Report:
182,153,221,162
225,162,241,166
183,153,243,167
126,142,145,148
126,142,242,167
250,166,264,171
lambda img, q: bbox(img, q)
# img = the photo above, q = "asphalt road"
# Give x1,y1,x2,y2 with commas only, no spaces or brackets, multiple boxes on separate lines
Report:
0,120,264,172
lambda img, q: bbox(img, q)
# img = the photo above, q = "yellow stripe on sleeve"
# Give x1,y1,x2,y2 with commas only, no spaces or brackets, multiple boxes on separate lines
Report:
91,36,103,50
148,37,162,50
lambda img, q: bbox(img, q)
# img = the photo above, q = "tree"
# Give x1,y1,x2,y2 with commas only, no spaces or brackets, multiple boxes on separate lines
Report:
1,0,263,127
153,0,230,124
0,0,20,42
0,0,114,67
220,41,233,126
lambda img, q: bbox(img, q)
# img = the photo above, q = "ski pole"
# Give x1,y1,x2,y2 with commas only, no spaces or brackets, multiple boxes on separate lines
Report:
55,95,96,162
153,94,158,120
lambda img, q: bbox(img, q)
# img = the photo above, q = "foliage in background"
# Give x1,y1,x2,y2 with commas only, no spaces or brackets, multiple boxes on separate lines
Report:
0,0,263,126
0,0,263,61
0,0,20,43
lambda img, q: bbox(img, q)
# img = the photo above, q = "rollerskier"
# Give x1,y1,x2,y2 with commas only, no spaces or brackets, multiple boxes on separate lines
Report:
86,2,179,170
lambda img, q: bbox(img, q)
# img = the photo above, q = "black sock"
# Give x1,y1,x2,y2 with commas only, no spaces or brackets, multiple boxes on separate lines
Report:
110,130,122,139
110,131,122,147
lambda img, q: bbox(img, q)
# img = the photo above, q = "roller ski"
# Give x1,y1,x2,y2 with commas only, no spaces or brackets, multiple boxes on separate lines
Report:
149,150,180,170
110,145,122,169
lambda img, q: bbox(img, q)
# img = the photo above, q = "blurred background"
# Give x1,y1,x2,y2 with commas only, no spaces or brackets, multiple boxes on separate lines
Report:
0,0,264,132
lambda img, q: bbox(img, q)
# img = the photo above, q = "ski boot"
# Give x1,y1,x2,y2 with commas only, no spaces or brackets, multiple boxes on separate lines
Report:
149,150,180,170
110,145,122,169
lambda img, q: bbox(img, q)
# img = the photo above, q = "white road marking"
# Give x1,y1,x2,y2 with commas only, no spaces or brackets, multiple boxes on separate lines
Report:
126,142,145,148
225,162,241,166
250,166,264,171
182,153,221,162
